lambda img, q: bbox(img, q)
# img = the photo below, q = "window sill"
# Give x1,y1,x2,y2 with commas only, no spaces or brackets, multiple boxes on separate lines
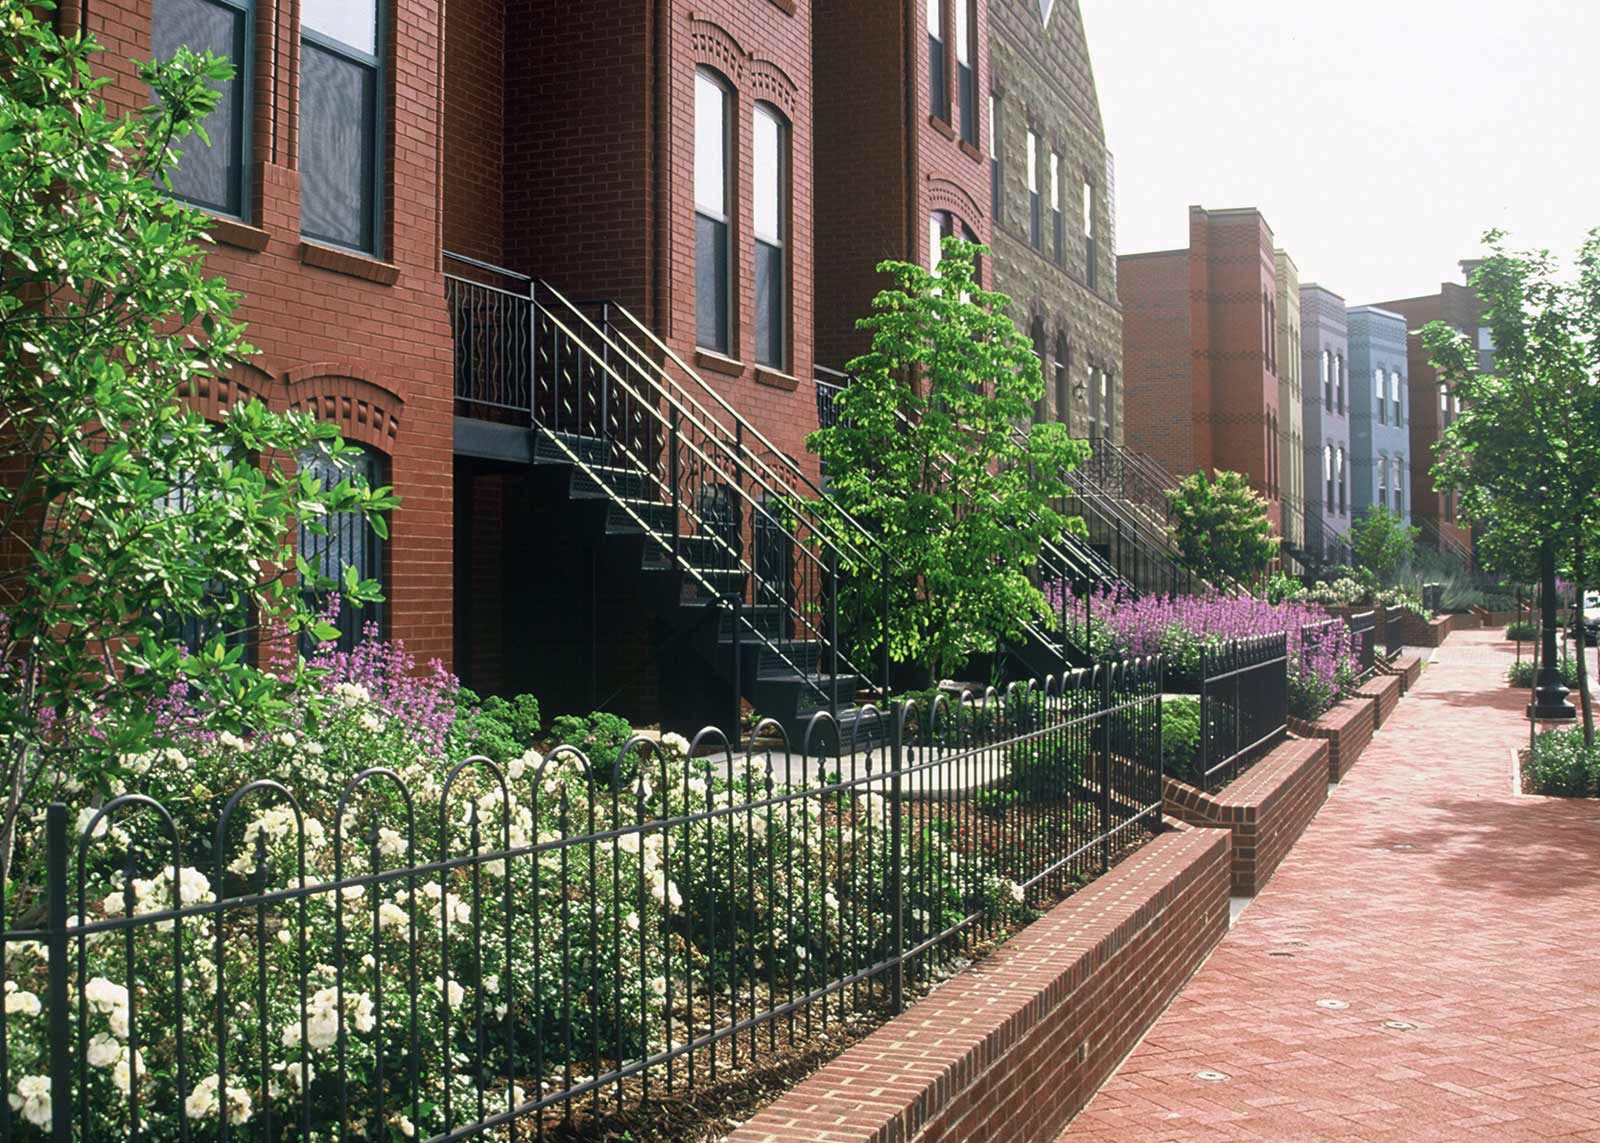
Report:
299,241,400,286
766,0,795,12
206,216,270,253
927,114,956,141
694,349,745,378
754,366,798,392
958,139,984,162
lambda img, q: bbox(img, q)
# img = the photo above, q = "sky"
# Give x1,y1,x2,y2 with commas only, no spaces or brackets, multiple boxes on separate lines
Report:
1078,0,1600,305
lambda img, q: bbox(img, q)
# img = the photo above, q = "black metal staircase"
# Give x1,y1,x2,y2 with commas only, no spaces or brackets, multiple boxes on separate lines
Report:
446,254,892,747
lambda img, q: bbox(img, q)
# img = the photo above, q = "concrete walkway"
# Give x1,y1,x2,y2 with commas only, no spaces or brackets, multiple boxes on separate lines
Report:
1059,628,1600,1142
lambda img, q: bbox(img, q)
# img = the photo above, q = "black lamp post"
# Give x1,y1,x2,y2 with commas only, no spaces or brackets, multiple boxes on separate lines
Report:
1530,538,1577,722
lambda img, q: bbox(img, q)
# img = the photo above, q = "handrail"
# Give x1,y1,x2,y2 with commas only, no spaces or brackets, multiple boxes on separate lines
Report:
574,296,889,569
444,256,888,713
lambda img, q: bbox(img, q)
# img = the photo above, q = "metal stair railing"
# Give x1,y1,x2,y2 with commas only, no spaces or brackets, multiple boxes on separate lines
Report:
1417,517,1474,567
1076,439,1180,527
445,254,890,727
1279,490,1352,568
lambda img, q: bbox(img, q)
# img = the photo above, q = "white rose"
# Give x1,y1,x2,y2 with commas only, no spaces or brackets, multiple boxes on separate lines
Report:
10,1075,50,1128
185,1075,219,1120
4,989,40,1017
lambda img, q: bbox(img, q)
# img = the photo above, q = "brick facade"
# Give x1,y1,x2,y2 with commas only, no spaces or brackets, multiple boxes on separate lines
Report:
1119,207,1283,531
1301,283,1351,543
66,0,458,668
813,0,992,373
1372,269,1485,555
987,0,1122,441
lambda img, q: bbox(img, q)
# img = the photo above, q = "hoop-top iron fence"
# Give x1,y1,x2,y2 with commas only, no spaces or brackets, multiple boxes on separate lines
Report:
0,662,1163,1143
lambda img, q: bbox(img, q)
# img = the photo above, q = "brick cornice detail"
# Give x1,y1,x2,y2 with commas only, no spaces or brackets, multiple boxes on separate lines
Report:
927,176,983,227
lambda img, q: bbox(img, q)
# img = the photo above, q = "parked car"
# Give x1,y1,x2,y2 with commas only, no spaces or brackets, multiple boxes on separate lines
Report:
1584,592,1600,645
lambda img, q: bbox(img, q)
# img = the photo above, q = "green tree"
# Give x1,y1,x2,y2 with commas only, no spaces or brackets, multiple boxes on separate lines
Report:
1350,507,1419,583
1423,229,1600,742
1166,470,1275,587
807,239,1089,681
0,6,396,872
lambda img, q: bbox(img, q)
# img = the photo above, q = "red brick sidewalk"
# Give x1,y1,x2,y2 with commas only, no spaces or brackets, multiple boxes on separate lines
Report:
1059,628,1600,1142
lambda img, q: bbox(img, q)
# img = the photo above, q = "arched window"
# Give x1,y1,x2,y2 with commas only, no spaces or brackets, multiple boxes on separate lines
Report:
1030,316,1048,421
753,103,789,369
1100,369,1113,441
1054,333,1071,425
1083,180,1097,288
299,444,388,652
695,68,733,354
1050,151,1063,263
1026,129,1041,249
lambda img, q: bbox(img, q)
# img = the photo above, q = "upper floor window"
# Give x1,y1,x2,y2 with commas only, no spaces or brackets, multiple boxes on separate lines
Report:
1337,445,1347,514
1026,130,1040,250
1324,444,1334,510
694,69,733,355
1335,353,1345,413
1322,349,1332,410
1083,180,1097,289
299,445,387,653
989,93,1001,222
154,0,253,220
300,0,383,254
1101,370,1114,441
927,0,948,120
1049,152,1063,264
753,104,789,370
956,0,977,145
1390,370,1403,425
1394,458,1405,512
1375,368,1386,424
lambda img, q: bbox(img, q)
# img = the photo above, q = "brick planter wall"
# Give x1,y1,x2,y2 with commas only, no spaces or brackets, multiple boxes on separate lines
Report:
1289,696,1377,781
1380,652,1423,694
1162,738,1329,896
726,826,1231,1143
1354,673,1402,727
1401,612,1459,647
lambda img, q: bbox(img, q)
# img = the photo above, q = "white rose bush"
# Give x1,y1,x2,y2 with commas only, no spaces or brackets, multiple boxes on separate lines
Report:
0,631,1098,1142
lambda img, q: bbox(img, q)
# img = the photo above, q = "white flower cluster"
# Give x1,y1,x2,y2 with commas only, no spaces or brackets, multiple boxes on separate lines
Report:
185,1074,253,1124
8,1075,50,1128
100,866,215,926
85,977,131,1039
226,806,329,876
280,986,376,1051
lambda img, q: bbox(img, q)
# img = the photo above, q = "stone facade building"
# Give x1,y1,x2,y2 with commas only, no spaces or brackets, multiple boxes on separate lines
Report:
1346,306,1411,525
1301,284,1352,545
1276,251,1305,549
987,0,1121,441
1119,207,1284,532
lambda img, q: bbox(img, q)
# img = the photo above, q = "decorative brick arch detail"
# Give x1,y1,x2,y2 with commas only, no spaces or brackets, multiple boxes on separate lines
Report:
689,17,747,85
281,365,403,454
748,58,798,119
182,361,278,421
927,177,982,227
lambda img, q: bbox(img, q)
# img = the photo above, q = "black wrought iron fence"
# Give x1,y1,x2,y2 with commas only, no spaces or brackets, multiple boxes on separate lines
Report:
1197,634,1289,789
0,663,1163,1143
1348,610,1378,681
1385,607,1405,658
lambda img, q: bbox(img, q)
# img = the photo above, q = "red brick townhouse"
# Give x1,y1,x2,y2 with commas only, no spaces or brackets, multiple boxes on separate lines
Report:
812,0,993,373
79,0,870,732
66,0,457,668
1118,206,1286,533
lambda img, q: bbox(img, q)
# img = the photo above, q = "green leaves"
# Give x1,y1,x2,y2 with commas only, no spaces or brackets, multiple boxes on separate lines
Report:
1166,470,1274,587
807,238,1089,679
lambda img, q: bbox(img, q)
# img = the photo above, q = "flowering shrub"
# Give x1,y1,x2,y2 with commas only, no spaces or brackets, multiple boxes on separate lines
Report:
2,630,1042,1140
1043,586,1356,720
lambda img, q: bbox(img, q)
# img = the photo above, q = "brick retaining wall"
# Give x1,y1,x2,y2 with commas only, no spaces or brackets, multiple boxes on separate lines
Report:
1354,673,1402,727
1162,738,1329,896
1380,652,1423,694
1402,612,1467,647
1289,696,1377,781
726,826,1232,1143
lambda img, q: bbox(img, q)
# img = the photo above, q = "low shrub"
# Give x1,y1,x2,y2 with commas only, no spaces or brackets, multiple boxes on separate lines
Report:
1507,656,1581,689
1162,696,1201,785
449,687,542,762
1526,728,1600,797
548,710,638,781
1505,620,1539,641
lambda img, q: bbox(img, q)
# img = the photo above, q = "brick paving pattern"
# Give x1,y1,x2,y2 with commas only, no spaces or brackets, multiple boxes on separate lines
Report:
1061,628,1600,1142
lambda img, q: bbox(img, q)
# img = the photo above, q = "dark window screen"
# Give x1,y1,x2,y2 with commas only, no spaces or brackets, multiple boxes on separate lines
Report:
696,214,730,353
300,38,377,251
153,0,247,216
755,241,784,368
299,447,386,653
